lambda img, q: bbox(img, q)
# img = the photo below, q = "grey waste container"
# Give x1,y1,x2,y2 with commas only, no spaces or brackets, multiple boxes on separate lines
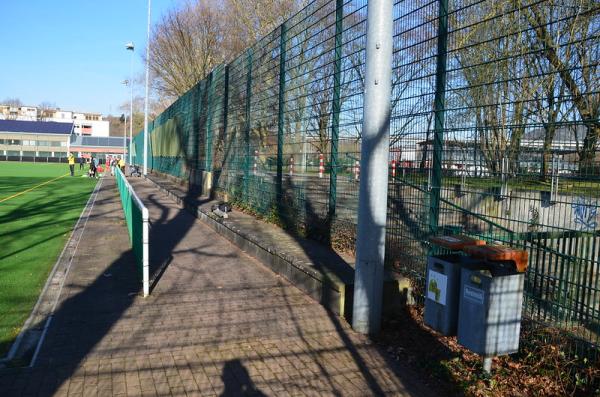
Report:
424,254,483,336
457,264,524,356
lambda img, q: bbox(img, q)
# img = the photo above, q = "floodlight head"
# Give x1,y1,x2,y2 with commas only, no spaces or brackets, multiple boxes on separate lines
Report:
126,42,134,51
122,80,129,86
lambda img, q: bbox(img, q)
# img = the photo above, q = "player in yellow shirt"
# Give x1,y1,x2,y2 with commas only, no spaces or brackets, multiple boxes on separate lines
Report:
118,157,126,173
68,153,75,176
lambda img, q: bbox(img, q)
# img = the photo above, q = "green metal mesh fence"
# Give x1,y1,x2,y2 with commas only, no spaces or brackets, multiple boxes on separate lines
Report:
132,0,599,355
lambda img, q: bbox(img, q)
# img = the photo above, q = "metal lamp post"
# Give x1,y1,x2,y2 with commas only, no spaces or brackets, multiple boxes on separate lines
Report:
126,42,134,164
351,0,394,335
121,80,129,160
143,0,151,175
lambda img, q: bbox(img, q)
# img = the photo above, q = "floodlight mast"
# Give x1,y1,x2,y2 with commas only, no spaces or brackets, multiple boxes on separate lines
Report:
351,0,393,335
121,80,129,159
126,42,134,164
143,0,151,175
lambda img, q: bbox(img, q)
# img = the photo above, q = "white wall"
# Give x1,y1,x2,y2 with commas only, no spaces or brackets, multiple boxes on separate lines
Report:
48,111,73,121
72,120,110,137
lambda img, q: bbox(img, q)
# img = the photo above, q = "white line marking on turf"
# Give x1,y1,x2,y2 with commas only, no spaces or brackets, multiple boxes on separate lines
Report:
29,177,103,368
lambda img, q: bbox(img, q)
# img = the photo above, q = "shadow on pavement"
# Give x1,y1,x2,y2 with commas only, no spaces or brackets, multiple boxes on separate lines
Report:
220,360,267,397
0,174,205,395
275,176,441,396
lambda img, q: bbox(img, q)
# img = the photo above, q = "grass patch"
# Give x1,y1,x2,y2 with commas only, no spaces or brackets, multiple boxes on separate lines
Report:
0,162,97,356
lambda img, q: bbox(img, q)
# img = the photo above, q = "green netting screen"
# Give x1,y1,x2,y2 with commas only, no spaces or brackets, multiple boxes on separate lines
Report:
132,0,600,356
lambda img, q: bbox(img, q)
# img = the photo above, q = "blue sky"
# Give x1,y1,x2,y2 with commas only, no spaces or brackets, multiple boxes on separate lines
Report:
0,0,177,116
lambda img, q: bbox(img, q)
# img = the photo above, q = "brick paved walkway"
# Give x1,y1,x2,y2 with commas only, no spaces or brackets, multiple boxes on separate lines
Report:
0,176,432,396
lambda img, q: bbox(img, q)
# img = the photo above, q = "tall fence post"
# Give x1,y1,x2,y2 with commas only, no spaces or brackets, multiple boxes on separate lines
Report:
352,0,393,334
329,0,343,220
223,65,230,140
277,23,287,201
192,83,202,177
149,120,155,170
205,70,215,171
429,0,449,236
243,49,253,202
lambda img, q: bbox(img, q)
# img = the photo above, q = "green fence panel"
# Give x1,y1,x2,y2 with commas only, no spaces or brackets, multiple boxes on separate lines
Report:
131,0,600,357
115,168,149,295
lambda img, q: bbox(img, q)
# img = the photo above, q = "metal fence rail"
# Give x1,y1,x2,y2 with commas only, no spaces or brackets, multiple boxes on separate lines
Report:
115,167,150,297
132,0,600,355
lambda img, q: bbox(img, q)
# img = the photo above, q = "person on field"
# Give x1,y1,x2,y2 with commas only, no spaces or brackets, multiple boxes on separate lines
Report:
118,157,126,173
79,156,84,170
89,156,97,178
68,153,75,176
111,157,118,176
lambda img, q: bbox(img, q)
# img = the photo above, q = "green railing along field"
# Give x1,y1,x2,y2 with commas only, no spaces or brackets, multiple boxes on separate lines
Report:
132,0,600,356
115,167,149,297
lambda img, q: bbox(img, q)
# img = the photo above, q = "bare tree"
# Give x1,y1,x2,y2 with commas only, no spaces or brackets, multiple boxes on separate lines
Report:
448,0,539,176
37,101,56,121
224,0,306,54
149,1,226,99
2,98,23,107
147,0,303,111
526,52,568,180
521,0,599,171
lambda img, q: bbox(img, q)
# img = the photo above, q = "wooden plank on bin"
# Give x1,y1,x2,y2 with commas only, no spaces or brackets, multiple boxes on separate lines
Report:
462,245,529,273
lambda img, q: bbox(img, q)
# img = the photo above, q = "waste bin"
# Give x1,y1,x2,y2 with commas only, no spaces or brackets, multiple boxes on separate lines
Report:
457,245,528,356
424,236,486,336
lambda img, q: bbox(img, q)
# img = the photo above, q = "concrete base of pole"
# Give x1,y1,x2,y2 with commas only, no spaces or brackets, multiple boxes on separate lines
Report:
483,357,493,373
353,261,384,334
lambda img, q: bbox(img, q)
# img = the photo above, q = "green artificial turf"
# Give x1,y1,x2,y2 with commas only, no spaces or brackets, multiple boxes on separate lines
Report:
0,162,97,356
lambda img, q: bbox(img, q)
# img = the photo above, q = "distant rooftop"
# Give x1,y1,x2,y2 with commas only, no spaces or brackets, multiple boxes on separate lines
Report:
69,135,128,147
0,119,74,134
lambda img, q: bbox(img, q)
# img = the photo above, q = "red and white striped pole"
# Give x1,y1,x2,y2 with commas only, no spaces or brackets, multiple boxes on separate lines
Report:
289,156,294,176
354,160,360,181
253,150,258,175
319,153,324,178
391,159,396,178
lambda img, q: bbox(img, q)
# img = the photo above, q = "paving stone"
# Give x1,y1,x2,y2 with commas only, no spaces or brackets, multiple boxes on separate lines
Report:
0,176,432,397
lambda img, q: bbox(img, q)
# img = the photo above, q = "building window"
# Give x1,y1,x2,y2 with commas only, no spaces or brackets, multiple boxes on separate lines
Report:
7,139,21,145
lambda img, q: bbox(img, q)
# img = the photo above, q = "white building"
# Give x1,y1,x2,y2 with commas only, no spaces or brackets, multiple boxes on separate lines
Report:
0,104,110,136
0,105,38,121
0,119,72,160
46,110,110,137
